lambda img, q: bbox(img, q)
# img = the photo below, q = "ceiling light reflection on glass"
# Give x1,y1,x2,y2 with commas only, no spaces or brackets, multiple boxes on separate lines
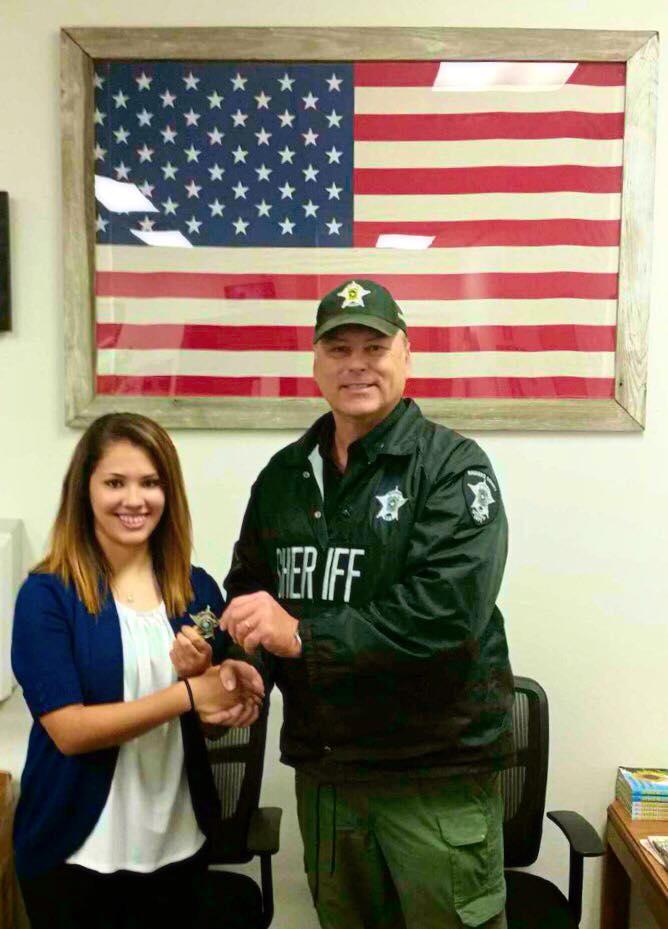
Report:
375,234,436,250
432,62,578,92
94,175,159,213
130,229,193,248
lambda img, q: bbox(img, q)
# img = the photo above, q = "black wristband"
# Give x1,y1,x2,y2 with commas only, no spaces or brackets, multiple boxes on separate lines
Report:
181,678,195,712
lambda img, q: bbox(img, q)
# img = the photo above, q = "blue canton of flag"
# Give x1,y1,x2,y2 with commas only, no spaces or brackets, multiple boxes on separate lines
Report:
94,61,353,247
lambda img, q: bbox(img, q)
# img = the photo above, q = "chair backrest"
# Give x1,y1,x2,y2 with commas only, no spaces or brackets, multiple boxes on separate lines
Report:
205,696,270,864
501,676,549,868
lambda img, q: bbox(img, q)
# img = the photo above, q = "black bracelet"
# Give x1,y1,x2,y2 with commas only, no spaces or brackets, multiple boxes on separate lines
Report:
181,678,195,712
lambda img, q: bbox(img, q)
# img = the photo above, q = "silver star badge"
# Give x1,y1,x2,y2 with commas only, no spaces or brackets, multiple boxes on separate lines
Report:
189,604,218,639
376,487,408,522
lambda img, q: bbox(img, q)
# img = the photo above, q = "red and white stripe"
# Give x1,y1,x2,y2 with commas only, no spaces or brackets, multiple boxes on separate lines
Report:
96,60,625,400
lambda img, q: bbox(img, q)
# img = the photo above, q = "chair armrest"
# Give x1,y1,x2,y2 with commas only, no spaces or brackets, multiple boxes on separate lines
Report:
547,810,605,857
547,810,604,925
247,806,282,856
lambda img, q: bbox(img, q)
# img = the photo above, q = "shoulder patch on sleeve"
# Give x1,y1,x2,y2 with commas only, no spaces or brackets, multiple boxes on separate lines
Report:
462,469,500,526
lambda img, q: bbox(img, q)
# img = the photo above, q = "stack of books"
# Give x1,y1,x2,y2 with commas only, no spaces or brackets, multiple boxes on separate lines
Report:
616,767,668,820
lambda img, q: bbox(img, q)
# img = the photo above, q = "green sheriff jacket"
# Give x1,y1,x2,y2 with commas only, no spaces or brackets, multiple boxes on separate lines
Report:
225,399,514,778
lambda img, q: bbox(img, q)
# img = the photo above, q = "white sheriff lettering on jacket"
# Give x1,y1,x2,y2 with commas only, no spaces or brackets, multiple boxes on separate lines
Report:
276,546,365,603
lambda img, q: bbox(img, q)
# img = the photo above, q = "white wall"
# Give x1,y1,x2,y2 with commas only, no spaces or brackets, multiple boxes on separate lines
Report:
1,2,667,927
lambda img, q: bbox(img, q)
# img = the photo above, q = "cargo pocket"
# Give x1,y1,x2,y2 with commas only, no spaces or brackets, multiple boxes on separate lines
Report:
438,800,506,927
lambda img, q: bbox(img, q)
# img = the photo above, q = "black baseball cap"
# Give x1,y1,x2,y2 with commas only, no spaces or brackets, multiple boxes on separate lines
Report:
313,279,407,343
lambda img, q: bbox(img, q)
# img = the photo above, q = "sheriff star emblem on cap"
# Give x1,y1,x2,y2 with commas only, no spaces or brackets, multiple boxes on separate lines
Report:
337,280,371,309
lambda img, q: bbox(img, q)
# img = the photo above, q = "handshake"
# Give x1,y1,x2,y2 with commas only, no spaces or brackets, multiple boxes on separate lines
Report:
170,624,265,728
170,592,301,728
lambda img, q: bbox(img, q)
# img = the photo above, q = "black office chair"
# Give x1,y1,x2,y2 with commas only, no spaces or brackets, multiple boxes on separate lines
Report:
204,697,282,929
502,677,604,929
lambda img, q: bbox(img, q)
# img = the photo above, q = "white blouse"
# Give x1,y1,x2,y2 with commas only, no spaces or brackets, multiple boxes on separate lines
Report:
67,601,206,873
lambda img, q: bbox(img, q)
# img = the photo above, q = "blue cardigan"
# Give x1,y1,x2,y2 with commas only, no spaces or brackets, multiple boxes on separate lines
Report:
11,566,227,880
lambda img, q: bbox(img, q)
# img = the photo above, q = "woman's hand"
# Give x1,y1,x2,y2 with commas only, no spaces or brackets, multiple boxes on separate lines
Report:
189,661,264,728
170,625,212,678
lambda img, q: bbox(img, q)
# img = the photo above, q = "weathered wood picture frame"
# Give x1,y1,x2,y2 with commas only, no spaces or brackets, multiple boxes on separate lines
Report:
61,27,658,431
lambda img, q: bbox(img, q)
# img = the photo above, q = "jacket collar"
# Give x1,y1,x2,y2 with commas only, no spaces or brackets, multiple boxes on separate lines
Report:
279,398,425,467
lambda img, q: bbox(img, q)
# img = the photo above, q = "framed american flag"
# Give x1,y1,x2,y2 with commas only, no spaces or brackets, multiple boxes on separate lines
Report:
61,27,658,431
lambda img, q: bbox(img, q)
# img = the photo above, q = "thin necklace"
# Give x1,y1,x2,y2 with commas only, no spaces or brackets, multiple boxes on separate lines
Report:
112,571,158,605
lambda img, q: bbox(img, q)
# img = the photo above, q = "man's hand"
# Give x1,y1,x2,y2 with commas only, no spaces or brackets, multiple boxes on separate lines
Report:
220,591,302,658
192,660,265,728
170,624,212,678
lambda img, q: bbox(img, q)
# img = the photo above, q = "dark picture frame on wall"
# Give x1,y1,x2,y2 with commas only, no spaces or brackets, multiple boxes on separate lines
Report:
0,193,10,332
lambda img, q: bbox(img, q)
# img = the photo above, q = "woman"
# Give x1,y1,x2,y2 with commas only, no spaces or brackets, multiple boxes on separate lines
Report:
11,413,264,929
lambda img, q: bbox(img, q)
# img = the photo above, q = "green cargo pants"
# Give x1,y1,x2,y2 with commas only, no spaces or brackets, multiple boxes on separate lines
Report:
295,770,507,929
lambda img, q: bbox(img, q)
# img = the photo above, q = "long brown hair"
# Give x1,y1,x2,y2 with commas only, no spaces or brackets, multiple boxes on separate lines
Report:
35,413,193,616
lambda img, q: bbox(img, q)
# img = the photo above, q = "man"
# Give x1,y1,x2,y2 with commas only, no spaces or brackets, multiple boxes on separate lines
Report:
221,279,514,929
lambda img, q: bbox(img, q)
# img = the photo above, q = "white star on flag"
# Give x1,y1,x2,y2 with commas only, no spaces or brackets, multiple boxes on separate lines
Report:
255,164,272,181
137,144,154,163
184,145,201,163
326,146,342,164
161,162,178,180
94,108,105,126
160,89,176,108
95,214,108,232
138,181,155,197
184,180,201,198
326,110,342,127
303,200,319,218
162,197,178,215
184,109,200,126
279,146,295,164
326,182,342,200
186,216,202,234
279,181,295,199
233,217,249,235
94,73,105,90
136,72,152,91
255,199,272,217
137,108,153,126
232,181,249,199
94,143,106,161
183,72,200,90
207,127,224,145
302,129,319,146
231,110,248,127
207,91,224,108
114,162,130,180
208,164,225,181
231,72,247,91
302,92,318,110
209,199,225,217
232,146,248,164
138,216,155,232
113,126,130,144
277,110,295,128
278,73,295,91
326,73,343,91
255,127,272,145
279,217,295,235
326,218,342,235
303,164,319,182
113,90,128,109
255,90,271,109
160,125,177,144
